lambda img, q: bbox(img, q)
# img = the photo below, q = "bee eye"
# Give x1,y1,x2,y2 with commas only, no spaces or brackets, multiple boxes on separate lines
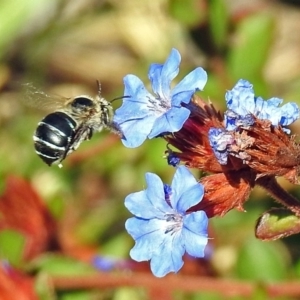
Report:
72,97,94,109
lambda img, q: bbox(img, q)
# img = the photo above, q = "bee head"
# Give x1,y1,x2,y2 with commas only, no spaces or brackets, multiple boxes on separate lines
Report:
71,96,94,113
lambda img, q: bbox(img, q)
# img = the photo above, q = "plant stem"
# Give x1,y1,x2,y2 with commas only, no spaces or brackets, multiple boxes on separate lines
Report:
256,176,300,216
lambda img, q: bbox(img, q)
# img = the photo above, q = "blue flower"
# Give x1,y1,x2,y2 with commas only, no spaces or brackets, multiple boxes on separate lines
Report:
224,110,254,131
93,255,128,271
165,146,180,167
114,48,208,148
124,165,208,277
167,152,180,167
225,79,299,132
208,128,233,165
93,256,118,271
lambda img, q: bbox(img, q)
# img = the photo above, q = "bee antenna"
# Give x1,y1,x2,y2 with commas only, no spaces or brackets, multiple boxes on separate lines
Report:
95,80,130,102
111,95,130,103
96,80,101,95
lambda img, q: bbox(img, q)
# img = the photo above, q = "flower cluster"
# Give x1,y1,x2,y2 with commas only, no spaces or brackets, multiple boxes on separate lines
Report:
209,79,299,165
113,48,300,277
225,80,299,130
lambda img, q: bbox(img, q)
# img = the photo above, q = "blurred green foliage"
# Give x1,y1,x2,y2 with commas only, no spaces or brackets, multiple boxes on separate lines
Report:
0,230,26,266
1,0,300,299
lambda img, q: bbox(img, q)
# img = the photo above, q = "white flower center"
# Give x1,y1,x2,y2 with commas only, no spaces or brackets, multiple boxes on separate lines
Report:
164,212,183,235
148,95,171,115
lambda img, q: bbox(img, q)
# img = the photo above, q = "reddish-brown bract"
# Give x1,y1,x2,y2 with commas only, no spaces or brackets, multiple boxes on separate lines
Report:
166,96,300,218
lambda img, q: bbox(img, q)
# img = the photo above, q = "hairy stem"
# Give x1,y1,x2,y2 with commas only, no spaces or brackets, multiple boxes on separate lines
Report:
256,176,300,216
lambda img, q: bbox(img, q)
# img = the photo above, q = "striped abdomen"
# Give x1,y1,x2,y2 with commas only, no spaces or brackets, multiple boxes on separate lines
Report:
33,112,76,166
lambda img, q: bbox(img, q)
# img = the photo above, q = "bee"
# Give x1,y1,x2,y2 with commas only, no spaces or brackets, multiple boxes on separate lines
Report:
25,81,120,167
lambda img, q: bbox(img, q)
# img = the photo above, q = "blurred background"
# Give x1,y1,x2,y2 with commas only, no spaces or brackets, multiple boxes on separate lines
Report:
1,0,300,299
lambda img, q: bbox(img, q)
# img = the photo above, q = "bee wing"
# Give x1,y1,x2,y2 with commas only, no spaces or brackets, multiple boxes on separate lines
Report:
22,83,72,111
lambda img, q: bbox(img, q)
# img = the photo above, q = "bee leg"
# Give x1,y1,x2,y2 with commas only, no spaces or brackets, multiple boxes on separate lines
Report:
108,122,123,138
87,128,94,140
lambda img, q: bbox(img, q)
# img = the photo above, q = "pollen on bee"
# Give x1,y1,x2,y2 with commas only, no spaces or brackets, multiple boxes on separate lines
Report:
58,163,63,168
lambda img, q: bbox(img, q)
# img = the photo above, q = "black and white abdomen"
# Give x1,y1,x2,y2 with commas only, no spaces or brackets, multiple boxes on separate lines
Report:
33,112,77,166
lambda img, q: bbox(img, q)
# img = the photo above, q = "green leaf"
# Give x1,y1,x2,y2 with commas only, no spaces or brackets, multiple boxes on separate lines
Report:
191,291,223,300
235,237,288,280
255,208,300,240
35,272,56,300
294,259,300,277
101,232,131,257
208,0,229,50
60,290,100,300
0,0,48,60
31,254,95,276
35,272,103,300
170,0,206,27
0,229,26,266
227,12,274,81
113,287,144,300
75,202,124,244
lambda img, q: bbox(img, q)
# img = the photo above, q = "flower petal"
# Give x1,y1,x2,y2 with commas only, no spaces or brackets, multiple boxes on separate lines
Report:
150,233,185,277
149,48,181,98
280,102,300,126
125,173,170,218
118,115,157,148
171,67,207,104
171,90,195,106
148,63,164,96
182,211,208,257
177,183,204,213
114,74,157,147
126,217,166,261
145,172,172,214
114,75,154,122
125,190,163,219
257,97,299,127
225,79,255,115
170,166,204,212
148,106,190,138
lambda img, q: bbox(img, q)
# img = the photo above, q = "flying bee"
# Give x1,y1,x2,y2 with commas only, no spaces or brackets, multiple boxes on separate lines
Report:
25,81,121,167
